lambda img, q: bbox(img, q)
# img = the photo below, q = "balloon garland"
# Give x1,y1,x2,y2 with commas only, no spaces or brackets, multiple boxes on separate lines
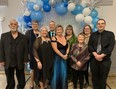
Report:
17,0,101,32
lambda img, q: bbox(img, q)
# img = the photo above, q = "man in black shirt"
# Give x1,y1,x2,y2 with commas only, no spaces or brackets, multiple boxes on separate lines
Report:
0,19,29,89
88,19,115,89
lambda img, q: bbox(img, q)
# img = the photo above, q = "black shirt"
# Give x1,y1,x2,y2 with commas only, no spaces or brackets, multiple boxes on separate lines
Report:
88,30,115,60
9,34,20,67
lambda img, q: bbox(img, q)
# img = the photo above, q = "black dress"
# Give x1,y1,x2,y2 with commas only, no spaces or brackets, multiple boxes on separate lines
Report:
33,37,54,85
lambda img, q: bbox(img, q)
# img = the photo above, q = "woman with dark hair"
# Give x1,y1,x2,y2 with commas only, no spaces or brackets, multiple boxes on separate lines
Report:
82,25,92,88
65,25,77,82
51,25,69,89
70,33,90,89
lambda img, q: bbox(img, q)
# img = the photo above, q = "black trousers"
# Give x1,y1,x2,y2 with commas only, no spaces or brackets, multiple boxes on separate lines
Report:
5,67,25,89
84,61,89,84
90,58,111,89
72,68,84,89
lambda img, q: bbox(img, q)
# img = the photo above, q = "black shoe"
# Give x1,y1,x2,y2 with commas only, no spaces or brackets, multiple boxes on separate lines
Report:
84,82,89,88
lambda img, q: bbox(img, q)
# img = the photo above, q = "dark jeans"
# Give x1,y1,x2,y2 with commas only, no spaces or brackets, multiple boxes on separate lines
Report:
90,58,111,89
5,67,25,89
72,68,84,89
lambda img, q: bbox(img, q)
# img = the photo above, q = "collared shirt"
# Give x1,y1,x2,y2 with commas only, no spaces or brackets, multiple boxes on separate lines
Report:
88,30,115,60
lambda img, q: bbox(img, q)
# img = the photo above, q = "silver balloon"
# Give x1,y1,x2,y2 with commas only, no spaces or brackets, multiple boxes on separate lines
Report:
49,0,56,7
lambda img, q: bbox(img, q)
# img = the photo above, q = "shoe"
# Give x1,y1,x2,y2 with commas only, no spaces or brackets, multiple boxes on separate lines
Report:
84,82,89,88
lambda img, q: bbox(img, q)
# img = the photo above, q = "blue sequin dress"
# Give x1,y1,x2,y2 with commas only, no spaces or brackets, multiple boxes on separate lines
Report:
51,41,68,89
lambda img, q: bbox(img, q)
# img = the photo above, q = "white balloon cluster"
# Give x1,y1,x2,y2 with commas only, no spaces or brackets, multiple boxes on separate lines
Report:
67,1,94,28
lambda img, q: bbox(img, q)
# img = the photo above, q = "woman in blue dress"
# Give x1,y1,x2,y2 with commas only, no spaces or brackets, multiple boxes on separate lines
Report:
51,25,69,89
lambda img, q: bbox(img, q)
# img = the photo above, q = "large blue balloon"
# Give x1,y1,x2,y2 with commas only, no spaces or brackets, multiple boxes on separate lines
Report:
55,2,68,16
93,27,98,32
30,11,43,22
23,15,31,23
43,4,51,12
71,4,83,15
90,9,98,18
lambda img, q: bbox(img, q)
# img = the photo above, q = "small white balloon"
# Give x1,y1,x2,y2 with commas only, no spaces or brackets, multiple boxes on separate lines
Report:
83,7,91,16
33,4,39,11
67,3,76,11
24,10,30,16
84,16,93,24
75,14,84,23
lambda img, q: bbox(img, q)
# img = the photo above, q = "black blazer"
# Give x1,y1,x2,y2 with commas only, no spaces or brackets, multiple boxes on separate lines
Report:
0,31,29,69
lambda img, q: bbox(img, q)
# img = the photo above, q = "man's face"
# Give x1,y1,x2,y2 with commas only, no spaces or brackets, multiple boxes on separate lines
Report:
49,22,55,31
97,20,106,32
32,22,39,30
9,20,18,32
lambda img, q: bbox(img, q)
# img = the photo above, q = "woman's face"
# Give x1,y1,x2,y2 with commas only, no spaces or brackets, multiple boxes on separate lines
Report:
56,27,63,36
66,27,73,36
32,22,39,30
84,26,91,35
40,27,48,37
78,34,85,43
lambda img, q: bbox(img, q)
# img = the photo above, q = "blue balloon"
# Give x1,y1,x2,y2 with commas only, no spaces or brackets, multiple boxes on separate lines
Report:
17,16,24,22
80,21,86,27
23,15,31,23
42,0,49,4
71,4,83,15
27,2,35,11
36,0,44,9
93,27,98,32
90,9,98,18
64,2,68,7
55,2,68,16
92,17,99,26
30,11,43,22
43,4,51,12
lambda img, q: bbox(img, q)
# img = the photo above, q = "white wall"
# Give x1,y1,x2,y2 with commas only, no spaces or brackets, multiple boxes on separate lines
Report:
1,0,116,38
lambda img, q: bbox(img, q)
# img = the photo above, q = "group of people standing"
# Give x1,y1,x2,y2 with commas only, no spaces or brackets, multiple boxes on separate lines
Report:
0,18,115,89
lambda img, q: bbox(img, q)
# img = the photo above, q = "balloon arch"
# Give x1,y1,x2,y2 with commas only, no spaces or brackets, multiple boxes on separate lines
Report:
17,0,100,32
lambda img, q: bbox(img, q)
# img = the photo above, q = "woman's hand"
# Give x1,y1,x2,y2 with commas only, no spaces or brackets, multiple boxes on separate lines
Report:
37,61,42,70
76,61,82,68
62,54,68,60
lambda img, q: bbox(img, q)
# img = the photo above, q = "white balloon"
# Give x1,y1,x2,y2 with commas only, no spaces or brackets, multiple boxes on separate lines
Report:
83,7,91,16
33,4,39,11
80,0,87,7
89,23,94,29
75,14,84,23
84,16,93,24
24,10,30,16
67,3,76,11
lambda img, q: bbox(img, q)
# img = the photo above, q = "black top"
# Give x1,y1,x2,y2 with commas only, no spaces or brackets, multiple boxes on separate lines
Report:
88,30,115,60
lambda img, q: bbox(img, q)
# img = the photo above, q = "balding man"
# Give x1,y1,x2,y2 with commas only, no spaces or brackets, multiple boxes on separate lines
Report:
0,19,29,89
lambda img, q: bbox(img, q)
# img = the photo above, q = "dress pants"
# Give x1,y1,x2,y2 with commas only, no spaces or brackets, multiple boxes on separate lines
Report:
5,67,25,89
90,58,111,89
72,68,84,89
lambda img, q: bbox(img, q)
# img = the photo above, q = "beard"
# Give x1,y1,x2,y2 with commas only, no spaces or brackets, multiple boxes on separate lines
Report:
11,29,17,32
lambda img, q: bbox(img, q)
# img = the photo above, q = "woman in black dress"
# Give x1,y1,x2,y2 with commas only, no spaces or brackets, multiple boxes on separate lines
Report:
33,27,54,89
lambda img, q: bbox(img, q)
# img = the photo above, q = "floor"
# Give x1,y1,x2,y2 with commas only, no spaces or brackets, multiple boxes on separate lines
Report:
0,72,116,89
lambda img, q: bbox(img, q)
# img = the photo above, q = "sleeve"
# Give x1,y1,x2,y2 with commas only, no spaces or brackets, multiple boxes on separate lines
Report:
0,34,5,62
88,33,96,53
33,38,41,60
24,36,29,62
102,32,115,55
70,44,78,63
